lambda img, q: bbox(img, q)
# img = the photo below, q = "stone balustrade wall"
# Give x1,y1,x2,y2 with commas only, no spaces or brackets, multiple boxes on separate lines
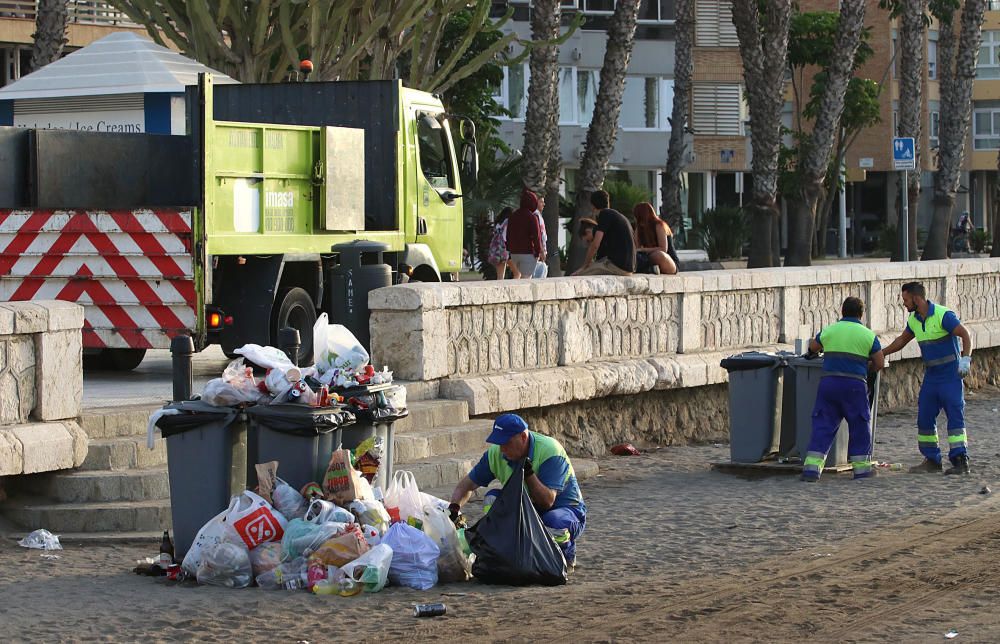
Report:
0,301,87,476
370,260,1000,453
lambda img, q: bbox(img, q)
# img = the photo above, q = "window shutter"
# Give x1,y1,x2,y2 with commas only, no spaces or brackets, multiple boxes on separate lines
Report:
696,0,738,47
692,84,742,136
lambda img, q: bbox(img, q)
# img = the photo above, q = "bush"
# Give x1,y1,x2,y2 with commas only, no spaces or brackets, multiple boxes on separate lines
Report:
691,207,748,261
604,180,653,226
970,229,992,254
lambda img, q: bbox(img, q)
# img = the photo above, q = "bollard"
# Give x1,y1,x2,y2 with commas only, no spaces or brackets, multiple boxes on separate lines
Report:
171,335,195,402
278,326,301,366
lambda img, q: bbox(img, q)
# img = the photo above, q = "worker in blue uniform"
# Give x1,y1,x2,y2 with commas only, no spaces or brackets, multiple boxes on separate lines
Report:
801,296,885,482
882,282,973,475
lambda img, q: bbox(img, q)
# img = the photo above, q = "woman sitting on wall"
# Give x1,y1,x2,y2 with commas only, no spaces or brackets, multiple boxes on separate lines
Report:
633,202,679,275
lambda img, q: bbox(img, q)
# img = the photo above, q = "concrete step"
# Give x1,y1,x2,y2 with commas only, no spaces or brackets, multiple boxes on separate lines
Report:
81,436,167,471
81,404,161,439
12,467,170,504
392,399,470,433
397,379,439,402
3,499,171,533
394,419,494,462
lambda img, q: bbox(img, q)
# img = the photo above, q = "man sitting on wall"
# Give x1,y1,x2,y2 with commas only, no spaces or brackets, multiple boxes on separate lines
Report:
571,189,636,277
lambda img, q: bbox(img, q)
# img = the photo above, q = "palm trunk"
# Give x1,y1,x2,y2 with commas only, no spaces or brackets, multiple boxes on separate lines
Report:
993,151,1000,257
522,0,562,193
897,0,926,261
732,0,793,268
545,116,564,276
924,0,987,259
784,0,866,267
566,0,642,272
661,0,694,231
30,0,68,70
814,129,847,258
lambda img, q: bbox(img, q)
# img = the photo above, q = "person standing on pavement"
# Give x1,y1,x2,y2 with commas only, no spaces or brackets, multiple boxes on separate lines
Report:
506,188,545,278
448,413,586,567
801,297,885,482
571,190,636,276
882,282,974,475
532,196,550,279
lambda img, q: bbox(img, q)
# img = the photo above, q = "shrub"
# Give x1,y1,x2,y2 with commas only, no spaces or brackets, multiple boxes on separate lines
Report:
691,207,748,261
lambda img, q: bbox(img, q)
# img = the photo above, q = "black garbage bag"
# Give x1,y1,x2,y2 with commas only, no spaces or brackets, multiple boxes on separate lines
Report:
245,403,355,437
466,462,567,586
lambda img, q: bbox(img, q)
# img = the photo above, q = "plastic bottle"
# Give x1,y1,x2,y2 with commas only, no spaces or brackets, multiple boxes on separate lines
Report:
889,463,904,471
256,558,308,590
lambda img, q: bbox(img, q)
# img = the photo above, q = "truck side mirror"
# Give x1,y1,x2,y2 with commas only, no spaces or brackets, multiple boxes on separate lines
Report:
460,140,479,192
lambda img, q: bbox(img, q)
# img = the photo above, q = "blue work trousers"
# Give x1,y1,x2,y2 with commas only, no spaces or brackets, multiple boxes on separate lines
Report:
917,377,967,464
804,376,872,478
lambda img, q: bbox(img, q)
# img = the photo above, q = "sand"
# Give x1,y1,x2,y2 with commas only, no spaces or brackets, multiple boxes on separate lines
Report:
4,387,1000,642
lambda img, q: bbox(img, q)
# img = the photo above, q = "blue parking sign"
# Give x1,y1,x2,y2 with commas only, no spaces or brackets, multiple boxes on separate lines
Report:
892,137,916,170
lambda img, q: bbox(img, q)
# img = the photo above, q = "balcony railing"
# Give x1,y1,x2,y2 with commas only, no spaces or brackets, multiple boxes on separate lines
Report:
0,1,138,27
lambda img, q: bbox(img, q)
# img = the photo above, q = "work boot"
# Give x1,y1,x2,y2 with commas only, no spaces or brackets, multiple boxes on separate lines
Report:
909,458,943,473
945,455,971,476
800,471,820,482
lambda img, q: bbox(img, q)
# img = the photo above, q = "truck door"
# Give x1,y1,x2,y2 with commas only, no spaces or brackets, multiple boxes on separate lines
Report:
411,111,463,278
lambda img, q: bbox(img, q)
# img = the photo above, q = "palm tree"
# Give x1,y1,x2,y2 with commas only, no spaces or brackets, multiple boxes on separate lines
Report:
732,0,793,268
522,0,562,194
30,0,68,71
895,0,927,260
566,0,643,271
923,0,987,259
661,0,694,232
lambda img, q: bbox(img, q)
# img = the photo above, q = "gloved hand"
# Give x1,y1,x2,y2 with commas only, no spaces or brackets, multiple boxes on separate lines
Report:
959,355,972,378
523,458,534,478
448,502,461,522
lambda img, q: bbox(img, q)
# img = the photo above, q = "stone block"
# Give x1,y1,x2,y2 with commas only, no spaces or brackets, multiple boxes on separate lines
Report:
0,307,14,336
557,305,590,366
368,284,440,312
7,423,75,474
0,428,23,475
779,287,801,344
370,309,448,380
38,301,84,332
34,329,82,421
0,336,36,425
64,419,89,467
0,301,49,334
679,292,702,353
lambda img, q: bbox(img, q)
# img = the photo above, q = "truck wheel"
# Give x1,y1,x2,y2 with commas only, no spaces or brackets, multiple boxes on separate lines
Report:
83,348,147,371
409,265,440,283
272,287,316,365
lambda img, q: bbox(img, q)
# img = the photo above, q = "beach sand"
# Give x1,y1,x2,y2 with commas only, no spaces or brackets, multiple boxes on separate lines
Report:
4,387,1000,642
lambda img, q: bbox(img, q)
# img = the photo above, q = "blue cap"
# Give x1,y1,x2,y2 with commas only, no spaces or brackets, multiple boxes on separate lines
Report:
486,413,529,445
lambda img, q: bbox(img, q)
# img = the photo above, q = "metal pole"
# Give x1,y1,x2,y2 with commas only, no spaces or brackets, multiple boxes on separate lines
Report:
901,170,909,261
838,168,848,258
170,335,194,402
278,326,301,366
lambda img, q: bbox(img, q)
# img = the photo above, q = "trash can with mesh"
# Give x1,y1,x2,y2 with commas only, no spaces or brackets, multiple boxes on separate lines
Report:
340,383,408,491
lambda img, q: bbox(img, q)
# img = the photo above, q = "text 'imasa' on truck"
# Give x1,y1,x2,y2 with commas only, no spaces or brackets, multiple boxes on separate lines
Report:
0,74,478,369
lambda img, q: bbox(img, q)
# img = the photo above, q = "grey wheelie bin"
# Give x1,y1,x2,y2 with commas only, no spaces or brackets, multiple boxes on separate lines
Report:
245,404,355,492
155,400,248,560
340,383,408,491
720,352,790,463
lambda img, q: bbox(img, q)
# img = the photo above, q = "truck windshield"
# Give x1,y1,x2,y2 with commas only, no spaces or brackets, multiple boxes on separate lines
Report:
417,114,456,190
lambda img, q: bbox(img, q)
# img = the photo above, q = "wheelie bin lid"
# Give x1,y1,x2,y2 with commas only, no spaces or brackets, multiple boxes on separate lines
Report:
719,351,787,372
245,403,356,436
156,400,241,438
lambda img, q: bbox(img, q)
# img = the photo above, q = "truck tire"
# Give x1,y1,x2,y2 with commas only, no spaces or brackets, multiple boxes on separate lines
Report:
83,348,147,371
409,265,441,283
272,287,316,365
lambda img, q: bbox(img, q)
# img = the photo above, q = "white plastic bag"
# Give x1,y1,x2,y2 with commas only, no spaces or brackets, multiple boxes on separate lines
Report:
382,522,439,590
234,344,296,371
18,529,62,550
248,542,284,577
349,500,391,535
304,499,354,525
340,543,394,593
273,479,308,521
182,509,243,576
382,470,424,525
225,491,288,549
313,313,369,372
422,504,471,583
281,518,348,560
196,542,253,588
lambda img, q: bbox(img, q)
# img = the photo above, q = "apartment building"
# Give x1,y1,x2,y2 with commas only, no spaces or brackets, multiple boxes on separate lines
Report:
1,1,142,88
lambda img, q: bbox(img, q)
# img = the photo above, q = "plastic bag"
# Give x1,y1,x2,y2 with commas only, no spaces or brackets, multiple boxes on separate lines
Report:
182,509,243,576
360,524,381,547
281,518,349,560
273,479,308,521
383,470,424,525
248,542,284,577
18,529,62,550
382,522,439,590
422,504,472,583
225,491,287,549
314,313,369,373
466,462,567,586
234,344,296,372
349,500,391,536
322,449,373,506
311,524,370,567
340,543,393,593
256,556,308,590
196,542,253,588
304,498,354,525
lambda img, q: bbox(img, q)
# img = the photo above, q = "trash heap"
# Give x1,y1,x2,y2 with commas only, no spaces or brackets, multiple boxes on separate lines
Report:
174,463,472,593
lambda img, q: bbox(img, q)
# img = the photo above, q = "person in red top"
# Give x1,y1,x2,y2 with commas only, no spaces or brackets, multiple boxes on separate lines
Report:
506,188,545,278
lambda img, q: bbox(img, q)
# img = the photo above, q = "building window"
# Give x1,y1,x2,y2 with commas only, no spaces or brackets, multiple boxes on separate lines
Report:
929,110,940,149
928,35,938,79
576,0,674,21
620,77,673,130
973,106,1000,150
695,0,738,46
577,68,599,126
978,31,1000,79
558,67,576,124
691,84,744,136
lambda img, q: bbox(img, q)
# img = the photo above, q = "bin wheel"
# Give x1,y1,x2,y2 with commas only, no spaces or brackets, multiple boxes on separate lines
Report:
83,348,147,371
272,287,316,365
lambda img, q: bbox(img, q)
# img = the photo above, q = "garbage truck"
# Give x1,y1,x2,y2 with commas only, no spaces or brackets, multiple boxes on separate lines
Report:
0,75,476,368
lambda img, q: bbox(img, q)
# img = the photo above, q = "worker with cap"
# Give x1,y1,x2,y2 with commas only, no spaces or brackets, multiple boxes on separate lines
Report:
801,296,885,482
882,281,974,475
448,413,586,567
